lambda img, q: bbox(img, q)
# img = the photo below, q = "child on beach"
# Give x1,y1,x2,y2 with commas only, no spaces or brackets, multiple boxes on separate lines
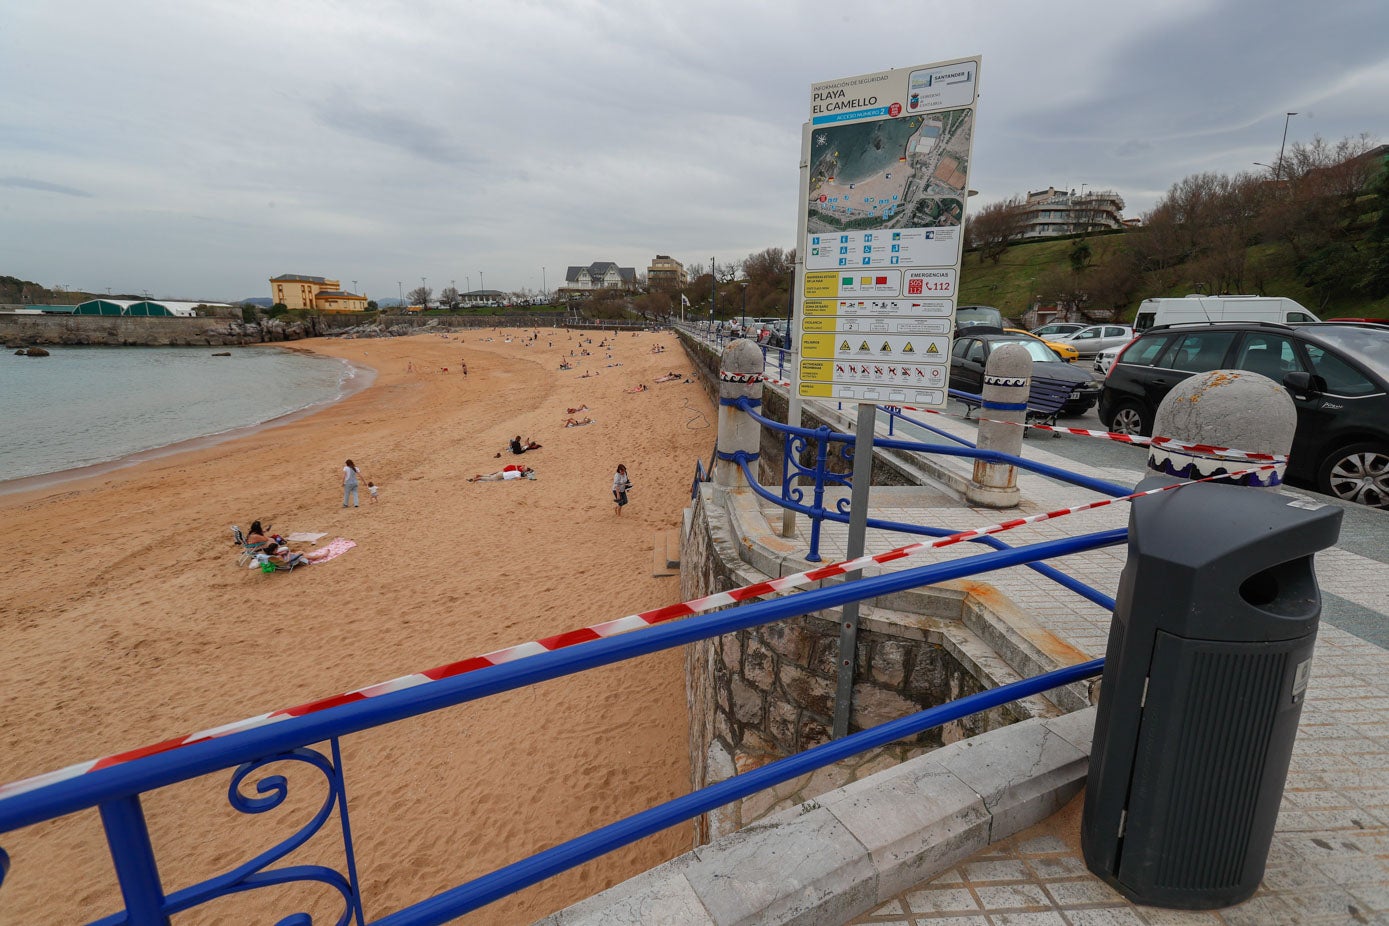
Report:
368,481,379,503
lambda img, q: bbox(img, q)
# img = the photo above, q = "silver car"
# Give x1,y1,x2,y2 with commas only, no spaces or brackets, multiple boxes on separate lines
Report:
1056,324,1135,359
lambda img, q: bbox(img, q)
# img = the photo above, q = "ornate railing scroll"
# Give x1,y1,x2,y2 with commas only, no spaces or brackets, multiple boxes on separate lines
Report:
86,742,364,926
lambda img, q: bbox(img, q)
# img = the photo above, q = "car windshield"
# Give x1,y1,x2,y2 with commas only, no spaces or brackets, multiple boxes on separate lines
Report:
957,307,1003,327
1308,326,1389,375
993,338,1061,362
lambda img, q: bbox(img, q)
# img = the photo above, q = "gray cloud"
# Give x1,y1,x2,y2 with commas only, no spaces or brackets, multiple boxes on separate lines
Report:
0,0,1384,301
315,92,479,167
0,177,94,198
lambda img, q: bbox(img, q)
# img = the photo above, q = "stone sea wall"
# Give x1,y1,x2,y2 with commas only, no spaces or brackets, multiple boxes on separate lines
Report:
0,314,317,348
680,485,1041,844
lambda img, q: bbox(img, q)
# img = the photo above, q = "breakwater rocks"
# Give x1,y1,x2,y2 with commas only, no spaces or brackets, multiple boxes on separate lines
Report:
0,315,319,348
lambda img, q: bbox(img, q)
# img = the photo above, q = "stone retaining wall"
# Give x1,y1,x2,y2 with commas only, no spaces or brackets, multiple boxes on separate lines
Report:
0,314,315,347
681,485,1046,844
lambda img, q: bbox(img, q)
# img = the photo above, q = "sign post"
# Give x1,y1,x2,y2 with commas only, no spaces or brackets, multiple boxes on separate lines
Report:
800,57,982,738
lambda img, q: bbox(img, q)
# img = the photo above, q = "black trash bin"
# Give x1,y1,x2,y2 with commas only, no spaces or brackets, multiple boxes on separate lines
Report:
1082,479,1342,909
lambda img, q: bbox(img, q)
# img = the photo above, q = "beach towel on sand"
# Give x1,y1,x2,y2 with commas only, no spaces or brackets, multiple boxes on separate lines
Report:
305,538,356,564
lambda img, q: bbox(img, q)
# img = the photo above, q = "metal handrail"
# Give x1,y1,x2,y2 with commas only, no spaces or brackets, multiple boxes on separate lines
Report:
0,530,1120,925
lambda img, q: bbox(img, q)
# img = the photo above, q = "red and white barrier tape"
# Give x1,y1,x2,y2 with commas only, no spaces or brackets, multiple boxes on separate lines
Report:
748,374,1284,463
0,464,1274,801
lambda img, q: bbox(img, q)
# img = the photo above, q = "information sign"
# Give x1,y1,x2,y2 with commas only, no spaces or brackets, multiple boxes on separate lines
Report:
798,56,980,406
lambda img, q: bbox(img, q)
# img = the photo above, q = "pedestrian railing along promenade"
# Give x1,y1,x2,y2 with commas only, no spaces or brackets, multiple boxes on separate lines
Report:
0,329,1130,925
0,535,1118,924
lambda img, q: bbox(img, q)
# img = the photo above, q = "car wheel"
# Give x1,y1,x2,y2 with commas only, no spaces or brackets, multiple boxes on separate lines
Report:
1316,443,1389,509
1107,401,1151,437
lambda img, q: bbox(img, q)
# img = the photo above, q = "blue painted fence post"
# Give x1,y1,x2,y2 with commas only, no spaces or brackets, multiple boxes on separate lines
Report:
99,795,170,925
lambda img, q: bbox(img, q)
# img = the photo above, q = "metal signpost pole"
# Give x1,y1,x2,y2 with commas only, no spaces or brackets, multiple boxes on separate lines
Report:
799,57,981,739
783,122,812,539
832,402,877,738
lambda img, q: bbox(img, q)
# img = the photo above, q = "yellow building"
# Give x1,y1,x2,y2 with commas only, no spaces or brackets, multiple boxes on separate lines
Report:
646,255,687,290
269,274,368,313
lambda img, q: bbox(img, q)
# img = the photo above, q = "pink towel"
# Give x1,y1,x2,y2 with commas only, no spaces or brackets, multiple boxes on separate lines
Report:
305,538,356,564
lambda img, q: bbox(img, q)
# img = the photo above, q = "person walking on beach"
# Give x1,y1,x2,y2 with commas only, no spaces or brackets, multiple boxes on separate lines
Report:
367,481,379,504
343,459,361,508
612,463,632,516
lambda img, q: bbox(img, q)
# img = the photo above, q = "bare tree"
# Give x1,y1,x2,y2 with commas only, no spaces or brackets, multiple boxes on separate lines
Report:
966,196,1028,262
407,286,432,308
439,286,460,307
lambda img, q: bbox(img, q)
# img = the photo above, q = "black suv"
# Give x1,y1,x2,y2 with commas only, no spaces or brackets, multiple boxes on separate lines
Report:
1099,321,1389,508
950,329,1102,416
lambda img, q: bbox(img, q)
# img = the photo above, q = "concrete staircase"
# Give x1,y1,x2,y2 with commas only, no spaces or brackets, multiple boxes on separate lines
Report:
651,528,681,577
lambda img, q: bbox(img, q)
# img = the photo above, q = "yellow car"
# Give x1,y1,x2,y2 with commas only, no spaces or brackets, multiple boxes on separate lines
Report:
1005,328,1079,362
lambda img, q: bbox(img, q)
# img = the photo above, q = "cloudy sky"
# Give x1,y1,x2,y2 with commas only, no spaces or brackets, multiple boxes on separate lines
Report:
3,0,1386,303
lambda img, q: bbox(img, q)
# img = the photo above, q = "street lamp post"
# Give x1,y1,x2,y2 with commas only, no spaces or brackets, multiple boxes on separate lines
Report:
709,257,716,331
542,266,547,300
421,277,427,309
479,271,485,294
397,282,403,309
1277,112,1299,180
740,282,748,330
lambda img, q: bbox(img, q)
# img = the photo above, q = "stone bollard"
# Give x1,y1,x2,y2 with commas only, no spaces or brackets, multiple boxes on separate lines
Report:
965,344,1031,508
1147,370,1295,488
713,339,767,489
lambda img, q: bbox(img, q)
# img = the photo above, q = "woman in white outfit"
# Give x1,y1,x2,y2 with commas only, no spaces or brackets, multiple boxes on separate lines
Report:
612,463,632,516
343,459,360,508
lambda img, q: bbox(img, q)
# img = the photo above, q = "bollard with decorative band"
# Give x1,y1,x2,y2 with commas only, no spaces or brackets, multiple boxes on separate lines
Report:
966,344,1030,508
1147,370,1295,488
714,339,767,489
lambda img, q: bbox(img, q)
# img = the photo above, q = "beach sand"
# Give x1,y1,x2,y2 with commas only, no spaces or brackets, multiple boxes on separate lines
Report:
0,327,715,924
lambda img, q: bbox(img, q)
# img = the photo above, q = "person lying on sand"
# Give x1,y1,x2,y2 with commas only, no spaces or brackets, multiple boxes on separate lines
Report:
497,437,542,457
559,361,573,370
564,417,593,427
566,405,589,414
468,465,535,482
654,371,683,383
625,383,648,393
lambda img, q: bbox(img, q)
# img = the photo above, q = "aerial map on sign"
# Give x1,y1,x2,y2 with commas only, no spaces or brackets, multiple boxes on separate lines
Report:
807,107,972,234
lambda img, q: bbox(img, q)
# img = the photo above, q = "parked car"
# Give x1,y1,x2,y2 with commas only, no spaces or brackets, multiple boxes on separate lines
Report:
949,330,1102,416
955,305,1005,331
1005,327,1079,363
1053,324,1135,359
1098,321,1389,509
1094,346,1121,374
1031,322,1087,339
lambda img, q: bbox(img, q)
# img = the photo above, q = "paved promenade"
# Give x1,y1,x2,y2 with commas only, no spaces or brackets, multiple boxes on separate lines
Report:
771,399,1389,925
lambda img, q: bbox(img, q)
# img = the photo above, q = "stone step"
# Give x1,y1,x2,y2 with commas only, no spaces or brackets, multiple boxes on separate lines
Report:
652,534,677,578
664,527,682,568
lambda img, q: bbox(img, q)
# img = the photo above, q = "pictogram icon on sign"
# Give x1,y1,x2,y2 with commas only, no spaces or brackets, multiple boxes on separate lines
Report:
903,342,915,353
859,341,870,351
880,341,892,353
926,343,939,354
840,340,851,351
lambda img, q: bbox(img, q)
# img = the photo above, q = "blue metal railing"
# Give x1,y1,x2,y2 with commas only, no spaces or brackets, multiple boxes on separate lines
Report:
0,528,1120,925
0,323,1128,923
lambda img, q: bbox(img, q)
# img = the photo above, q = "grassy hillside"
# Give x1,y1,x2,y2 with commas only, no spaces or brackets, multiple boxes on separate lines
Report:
958,232,1389,323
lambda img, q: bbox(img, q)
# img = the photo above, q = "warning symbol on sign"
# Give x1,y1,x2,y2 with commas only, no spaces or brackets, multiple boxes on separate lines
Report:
880,341,892,353
840,340,851,351
926,343,940,354
858,341,870,352
903,342,915,353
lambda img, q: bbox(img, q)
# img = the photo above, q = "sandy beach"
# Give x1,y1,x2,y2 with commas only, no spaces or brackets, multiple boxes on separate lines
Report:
0,327,714,924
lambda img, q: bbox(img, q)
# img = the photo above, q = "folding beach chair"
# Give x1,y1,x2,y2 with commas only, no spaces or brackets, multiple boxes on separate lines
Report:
231,525,269,567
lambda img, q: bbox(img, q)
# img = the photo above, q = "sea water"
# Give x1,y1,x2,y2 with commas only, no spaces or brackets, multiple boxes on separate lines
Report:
0,346,358,483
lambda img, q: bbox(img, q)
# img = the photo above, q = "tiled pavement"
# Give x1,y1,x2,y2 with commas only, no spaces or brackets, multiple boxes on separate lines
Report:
754,398,1389,925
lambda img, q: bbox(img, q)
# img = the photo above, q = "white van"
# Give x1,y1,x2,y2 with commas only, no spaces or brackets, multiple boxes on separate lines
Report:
1133,295,1320,331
